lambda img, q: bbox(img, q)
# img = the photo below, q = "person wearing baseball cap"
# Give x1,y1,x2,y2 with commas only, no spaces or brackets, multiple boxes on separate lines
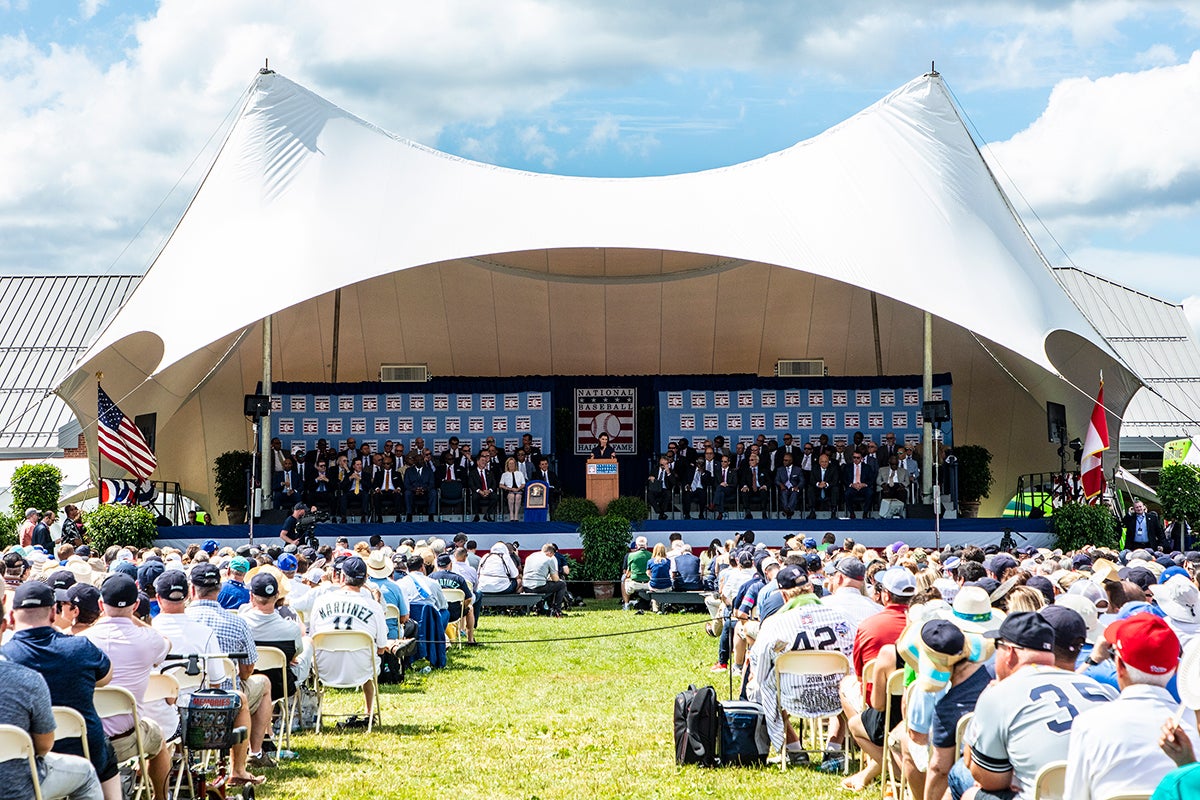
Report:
239,571,308,708
1065,613,1196,800
750,563,854,769
80,574,174,797
217,556,253,610
308,554,390,727
430,552,476,645
0,579,119,797
822,557,882,628
959,612,1117,800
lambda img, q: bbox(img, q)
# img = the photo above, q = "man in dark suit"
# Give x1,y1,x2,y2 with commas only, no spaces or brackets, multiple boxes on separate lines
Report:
877,432,900,465
841,450,877,519
469,454,498,521
775,452,805,519
773,433,803,471
530,455,560,516
403,455,436,522
369,454,402,520
712,455,737,520
1123,500,1166,550
273,456,305,509
675,437,698,465
738,452,770,519
806,452,841,518
679,456,713,520
647,456,677,520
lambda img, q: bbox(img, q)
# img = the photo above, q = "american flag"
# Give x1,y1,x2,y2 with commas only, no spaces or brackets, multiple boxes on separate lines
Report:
97,385,156,480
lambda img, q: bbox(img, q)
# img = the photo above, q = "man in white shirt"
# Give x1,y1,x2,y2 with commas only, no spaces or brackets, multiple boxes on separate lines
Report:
820,557,882,631
521,544,568,617
1064,613,1198,800
309,557,389,722
83,575,173,800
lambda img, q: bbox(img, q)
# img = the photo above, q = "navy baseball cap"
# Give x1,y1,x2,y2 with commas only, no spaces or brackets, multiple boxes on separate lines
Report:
49,570,77,591
190,562,221,589
986,610,1055,652
776,565,809,589
250,572,280,598
13,581,56,609
341,556,367,581
154,570,189,602
100,574,139,609
67,583,100,616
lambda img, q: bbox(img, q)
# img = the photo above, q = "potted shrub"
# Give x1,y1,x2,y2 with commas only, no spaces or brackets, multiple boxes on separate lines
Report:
83,505,159,552
213,450,253,524
9,463,63,519
605,495,650,524
952,444,993,518
578,513,632,601
551,496,600,524
1049,501,1120,552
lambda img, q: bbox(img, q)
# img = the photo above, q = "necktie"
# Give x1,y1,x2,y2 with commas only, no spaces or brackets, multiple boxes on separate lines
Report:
752,470,758,491
284,473,291,490
481,470,487,491
384,471,392,490
353,475,360,494
658,469,665,483
855,464,860,484
446,466,452,481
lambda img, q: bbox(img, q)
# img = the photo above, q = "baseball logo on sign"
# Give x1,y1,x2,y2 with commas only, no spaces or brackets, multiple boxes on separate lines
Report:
314,396,330,413
338,397,354,412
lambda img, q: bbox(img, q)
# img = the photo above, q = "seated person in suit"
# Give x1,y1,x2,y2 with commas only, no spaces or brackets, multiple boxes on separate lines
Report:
469,453,499,521
371,454,403,520
711,455,738,520
841,449,876,519
647,456,676,520
340,457,371,521
305,457,334,510
273,456,304,508
875,455,910,519
738,452,771,519
403,453,436,522
806,452,841,518
530,456,560,515
680,455,713,520
775,452,805,519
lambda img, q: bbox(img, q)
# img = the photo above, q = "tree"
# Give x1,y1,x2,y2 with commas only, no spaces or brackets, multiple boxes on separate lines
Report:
82,504,158,552
1159,462,1200,535
9,463,63,517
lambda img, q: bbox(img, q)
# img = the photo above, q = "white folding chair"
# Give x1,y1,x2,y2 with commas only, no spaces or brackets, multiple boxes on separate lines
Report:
773,650,851,770
1033,760,1067,800
956,711,974,756
0,724,43,800
94,686,152,800
312,630,380,733
255,646,292,750
441,589,467,647
880,669,907,800
52,705,91,762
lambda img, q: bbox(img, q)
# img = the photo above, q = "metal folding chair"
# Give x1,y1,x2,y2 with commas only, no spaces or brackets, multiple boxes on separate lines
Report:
880,669,907,800
94,685,153,800
312,630,380,733
773,650,852,771
52,706,91,762
441,589,467,647
1033,760,1067,800
254,646,292,750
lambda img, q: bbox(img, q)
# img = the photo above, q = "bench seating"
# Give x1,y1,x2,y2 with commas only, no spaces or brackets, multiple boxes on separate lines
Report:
648,591,708,613
480,593,544,614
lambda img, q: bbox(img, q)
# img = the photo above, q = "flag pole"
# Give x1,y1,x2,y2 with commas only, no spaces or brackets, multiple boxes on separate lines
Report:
95,372,103,506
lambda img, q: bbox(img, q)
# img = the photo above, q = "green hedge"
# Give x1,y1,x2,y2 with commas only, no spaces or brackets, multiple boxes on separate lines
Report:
605,495,650,523
9,463,63,518
83,505,159,552
577,514,632,581
1050,502,1120,552
0,512,16,550
552,496,600,524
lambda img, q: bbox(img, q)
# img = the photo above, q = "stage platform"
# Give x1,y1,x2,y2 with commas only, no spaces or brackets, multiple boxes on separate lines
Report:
156,516,1052,557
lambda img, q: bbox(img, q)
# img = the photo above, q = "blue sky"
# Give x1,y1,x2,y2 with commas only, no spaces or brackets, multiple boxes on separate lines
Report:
2,1,1199,328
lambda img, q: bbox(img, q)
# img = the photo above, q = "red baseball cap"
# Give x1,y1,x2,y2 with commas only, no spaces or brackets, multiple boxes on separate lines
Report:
1106,614,1181,675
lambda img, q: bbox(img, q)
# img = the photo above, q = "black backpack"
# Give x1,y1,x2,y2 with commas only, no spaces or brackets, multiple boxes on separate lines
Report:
674,684,719,766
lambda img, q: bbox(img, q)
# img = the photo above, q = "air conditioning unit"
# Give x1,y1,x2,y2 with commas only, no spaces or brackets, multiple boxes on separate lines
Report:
775,359,826,378
380,364,430,382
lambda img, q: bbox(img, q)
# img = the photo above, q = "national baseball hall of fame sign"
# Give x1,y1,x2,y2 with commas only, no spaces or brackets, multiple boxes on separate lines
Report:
575,387,637,455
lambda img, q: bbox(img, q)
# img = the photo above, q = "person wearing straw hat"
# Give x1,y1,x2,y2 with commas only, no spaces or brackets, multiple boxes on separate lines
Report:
1066,613,1198,800
958,612,1115,800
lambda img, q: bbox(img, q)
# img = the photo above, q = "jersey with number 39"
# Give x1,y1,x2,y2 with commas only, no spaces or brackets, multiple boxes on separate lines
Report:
968,665,1116,798
310,587,388,687
750,601,855,750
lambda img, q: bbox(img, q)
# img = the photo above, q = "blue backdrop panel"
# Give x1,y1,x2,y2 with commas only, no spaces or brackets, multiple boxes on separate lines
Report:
659,378,952,450
271,387,551,457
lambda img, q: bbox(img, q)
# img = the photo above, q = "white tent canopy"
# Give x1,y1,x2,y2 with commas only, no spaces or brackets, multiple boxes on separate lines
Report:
58,70,1143,515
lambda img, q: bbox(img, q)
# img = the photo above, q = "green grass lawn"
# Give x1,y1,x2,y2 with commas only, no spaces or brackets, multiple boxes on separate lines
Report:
257,600,874,799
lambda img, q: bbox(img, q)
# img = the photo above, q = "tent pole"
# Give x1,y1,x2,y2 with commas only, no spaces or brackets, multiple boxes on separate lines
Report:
922,312,934,503
870,292,883,376
260,315,272,516
331,288,342,382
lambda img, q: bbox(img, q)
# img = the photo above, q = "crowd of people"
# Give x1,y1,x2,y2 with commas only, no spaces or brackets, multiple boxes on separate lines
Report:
684,529,1200,798
0,529,508,799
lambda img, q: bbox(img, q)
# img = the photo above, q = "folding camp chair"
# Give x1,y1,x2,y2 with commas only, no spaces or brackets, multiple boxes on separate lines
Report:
255,646,293,750
1033,760,1067,800
880,669,907,800
52,706,91,762
441,589,467,647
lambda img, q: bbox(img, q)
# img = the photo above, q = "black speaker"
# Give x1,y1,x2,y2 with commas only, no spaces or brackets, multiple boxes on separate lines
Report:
244,394,271,418
907,503,936,519
1046,402,1067,444
133,413,156,453
922,400,951,424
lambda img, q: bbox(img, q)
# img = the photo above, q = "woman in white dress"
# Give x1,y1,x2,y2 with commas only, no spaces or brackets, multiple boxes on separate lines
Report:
499,456,527,521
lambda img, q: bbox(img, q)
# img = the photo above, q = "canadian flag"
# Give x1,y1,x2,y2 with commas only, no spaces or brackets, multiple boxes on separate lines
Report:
1080,377,1109,502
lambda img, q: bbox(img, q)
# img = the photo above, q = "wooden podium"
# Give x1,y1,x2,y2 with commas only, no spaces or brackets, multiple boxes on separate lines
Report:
586,458,619,514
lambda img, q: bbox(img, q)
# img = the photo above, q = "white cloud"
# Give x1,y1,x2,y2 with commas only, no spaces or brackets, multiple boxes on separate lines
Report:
985,53,1200,241
2,1,1200,274
1135,43,1179,68
584,115,619,151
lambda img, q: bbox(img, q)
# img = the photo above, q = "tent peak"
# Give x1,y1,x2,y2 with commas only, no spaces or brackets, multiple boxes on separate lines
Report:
925,61,940,78
259,58,274,76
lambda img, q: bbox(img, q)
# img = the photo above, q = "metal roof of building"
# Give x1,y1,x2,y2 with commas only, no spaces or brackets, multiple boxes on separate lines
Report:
1054,266,1200,450
0,274,141,454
